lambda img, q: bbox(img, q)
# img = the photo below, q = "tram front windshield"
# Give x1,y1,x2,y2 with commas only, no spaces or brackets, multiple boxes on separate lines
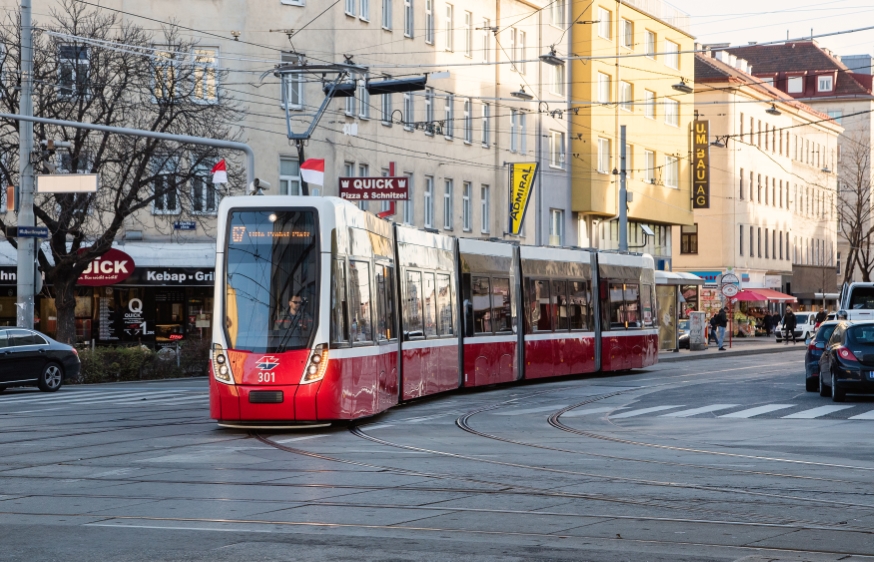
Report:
225,210,318,353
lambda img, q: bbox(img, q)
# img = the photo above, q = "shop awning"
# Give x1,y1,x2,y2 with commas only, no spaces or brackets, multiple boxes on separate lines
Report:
655,271,705,286
734,288,797,303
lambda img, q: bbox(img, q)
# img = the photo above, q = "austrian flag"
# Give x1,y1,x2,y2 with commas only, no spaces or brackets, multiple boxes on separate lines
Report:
300,158,325,186
211,159,228,184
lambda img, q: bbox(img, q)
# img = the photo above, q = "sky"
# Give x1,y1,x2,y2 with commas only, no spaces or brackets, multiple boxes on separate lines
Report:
669,0,874,63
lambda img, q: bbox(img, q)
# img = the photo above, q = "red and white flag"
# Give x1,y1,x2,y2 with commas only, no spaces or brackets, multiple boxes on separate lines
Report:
300,158,325,186
211,159,228,184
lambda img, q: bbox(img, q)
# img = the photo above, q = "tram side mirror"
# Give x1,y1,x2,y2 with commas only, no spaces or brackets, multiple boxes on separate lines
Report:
837,310,848,320
248,178,271,195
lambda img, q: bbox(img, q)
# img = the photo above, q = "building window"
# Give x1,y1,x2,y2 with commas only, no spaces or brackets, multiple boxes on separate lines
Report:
551,0,565,26
424,176,434,227
443,179,453,230
619,81,632,111
358,78,370,118
664,98,678,126
403,173,414,224
788,76,803,93
779,231,783,260
837,251,842,275
192,49,218,103
403,92,414,130
345,81,357,116
510,110,517,152
382,0,392,29
462,181,472,231
598,72,611,104
425,0,434,44
282,73,304,110
644,30,655,58
381,92,393,125
597,138,610,174
518,30,526,74
151,158,180,215
153,49,177,101
645,90,655,119
279,158,301,195
360,0,370,20
739,225,744,256
551,131,566,169
424,87,434,132
444,4,453,51
481,184,490,233
827,110,842,124
191,165,219,214
620,19,633,49
481,103,490,146
444,94,454,138
598,8,612,40
519,112,527,154
463,11,472,57
680,224,697,254
664,40,679,69
739,168,744,199
404,0,413,36
550,209,564,246
664,155,678,188
624,143,633,176
358,164,369,210
757,227,762,258
551,64,564,96
750,226,754,258
818,75,833,92
765,229,769,259
644,150,655,183
481,18,490,63
345,0,356,16
463,98,472,143
509,28,517,72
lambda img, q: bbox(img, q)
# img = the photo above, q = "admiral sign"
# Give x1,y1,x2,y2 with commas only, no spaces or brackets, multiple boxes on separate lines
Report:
692,120,711,209
338,177,409,201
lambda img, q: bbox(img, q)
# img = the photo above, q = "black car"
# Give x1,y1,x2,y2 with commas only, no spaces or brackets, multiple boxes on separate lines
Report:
0,329,81,393
818,321,874,402
805,321,839,391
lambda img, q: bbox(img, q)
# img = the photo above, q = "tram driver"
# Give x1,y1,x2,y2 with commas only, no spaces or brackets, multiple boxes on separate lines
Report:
274,294,312,334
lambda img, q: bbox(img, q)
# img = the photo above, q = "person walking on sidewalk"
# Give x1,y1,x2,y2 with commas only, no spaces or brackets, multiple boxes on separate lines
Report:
708,313,719,345
715,307,728,351
782,307,798,344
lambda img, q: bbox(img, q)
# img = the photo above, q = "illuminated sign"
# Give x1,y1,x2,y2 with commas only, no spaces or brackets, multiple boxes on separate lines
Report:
508,162,538,236
692,120,710,209
230,225,312,243
338,177,409,201
77,248,136,287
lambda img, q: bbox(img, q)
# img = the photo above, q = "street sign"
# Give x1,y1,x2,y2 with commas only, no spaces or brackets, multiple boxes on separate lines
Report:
338,176,409,201
722,284,739,297
16,226,49,238
721,273,740,285
174,221,196,231
36,174,99,193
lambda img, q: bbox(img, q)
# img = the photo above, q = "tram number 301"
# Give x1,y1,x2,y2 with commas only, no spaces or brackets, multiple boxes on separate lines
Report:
257,372,276,383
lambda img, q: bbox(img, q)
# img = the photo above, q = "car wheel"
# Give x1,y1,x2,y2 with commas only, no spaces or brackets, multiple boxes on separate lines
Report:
831,372,846,403
819,372,830,397
37,363,64,393
806,377,818,392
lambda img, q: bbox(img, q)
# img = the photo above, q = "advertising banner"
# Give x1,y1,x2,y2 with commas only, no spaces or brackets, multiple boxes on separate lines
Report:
338,176,409,201
692,120,710,209
508,162,538,236
77,248,135,287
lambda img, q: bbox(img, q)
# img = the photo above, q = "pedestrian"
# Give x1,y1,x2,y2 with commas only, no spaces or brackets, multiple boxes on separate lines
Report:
782,306,798,344
715,307,729,351
815,307,827,326
708,313,718,345
763,312,772,336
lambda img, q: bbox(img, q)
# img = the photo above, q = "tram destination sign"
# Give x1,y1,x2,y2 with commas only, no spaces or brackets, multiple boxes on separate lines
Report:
338,176,409,201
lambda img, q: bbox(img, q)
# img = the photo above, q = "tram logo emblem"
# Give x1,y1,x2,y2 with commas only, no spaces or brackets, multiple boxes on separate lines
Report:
255,356,280,371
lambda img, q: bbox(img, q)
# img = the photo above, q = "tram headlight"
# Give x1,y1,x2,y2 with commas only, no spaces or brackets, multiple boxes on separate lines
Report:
212,344,233,384
301,343,329,384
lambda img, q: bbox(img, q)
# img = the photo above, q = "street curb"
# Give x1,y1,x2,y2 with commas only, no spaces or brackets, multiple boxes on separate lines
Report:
658,345,806,363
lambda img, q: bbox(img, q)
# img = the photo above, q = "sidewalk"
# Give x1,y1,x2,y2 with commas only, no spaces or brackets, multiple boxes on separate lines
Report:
659,335,806,363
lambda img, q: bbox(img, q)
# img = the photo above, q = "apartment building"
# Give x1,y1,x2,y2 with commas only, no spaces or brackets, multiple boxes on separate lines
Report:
571,0,694,268
672,51,842,313
726,41,874,285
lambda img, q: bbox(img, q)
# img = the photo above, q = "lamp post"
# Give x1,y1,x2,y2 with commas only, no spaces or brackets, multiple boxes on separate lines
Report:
16,0,35,329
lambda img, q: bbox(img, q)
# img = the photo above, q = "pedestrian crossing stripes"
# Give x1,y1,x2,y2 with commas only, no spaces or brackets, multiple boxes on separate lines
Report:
605,403,874,420
0,388,207,408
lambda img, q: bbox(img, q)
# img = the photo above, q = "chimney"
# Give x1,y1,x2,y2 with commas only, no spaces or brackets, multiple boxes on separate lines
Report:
715,51,729,64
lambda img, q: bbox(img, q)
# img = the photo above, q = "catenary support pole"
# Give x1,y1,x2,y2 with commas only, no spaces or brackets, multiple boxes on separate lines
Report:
618,125,628,252
16,0,35,329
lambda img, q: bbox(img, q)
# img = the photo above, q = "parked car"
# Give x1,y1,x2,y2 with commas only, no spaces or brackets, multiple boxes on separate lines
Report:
818,321,874,402
0,329,80,392
678,319,690,349
805,321,839,391
776,312,816,342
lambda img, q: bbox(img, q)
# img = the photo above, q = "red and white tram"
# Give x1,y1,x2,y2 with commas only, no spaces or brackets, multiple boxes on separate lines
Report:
210,196,658,427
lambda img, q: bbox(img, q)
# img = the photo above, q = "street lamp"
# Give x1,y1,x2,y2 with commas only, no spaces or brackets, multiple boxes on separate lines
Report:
671,79,693,94
511,86,533,100
766,103,782,116
539,47,564,67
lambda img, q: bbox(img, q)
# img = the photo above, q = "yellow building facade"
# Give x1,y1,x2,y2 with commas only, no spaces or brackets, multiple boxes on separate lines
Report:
571,0,695,252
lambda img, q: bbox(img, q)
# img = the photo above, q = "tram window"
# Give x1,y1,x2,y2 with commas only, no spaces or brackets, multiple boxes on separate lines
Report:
472,276,492,334
348,260,373,343
609,282,626,328
552,280,569,331
641,284,655,327
436,273,454,336
492,277,513,333
569,281,589,331
527,279,552,332
423,273,438,337
404,270,424,339
375,264,395,341
625,284,641,328
331,259,349,344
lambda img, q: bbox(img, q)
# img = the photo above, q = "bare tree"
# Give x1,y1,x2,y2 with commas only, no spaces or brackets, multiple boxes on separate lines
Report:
836,134,873,284
0,1,243,343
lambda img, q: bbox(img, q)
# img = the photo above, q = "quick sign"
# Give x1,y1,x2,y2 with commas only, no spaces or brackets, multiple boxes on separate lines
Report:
77,247,136,287
338,177,409,201
508,162,538,236
692,120,710,209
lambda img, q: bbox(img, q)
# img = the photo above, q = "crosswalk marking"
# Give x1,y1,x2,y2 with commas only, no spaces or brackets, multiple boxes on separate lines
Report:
848,410,874,420
133,395,206,405
610,405,685,419
562,406,629,418
661,404,739,418
719,404,796,418
493,405,569,416
48,390,188,404
782,405,856,419
0,390,188,405
0,389,206,408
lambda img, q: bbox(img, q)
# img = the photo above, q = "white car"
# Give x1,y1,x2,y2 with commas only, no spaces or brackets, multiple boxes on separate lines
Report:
776,312,816,342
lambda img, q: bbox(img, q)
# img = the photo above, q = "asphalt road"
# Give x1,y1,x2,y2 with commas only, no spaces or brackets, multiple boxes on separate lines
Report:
2,350,874,561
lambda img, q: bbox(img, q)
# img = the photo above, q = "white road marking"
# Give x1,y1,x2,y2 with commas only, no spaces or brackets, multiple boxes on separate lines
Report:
782,405,856,419
848,409,874,420
719,404,796,418
275,435,326,443
661,404,740,418
359,424,394,430
561,406,629,418
492,405,569,416
86,523,275,534
0,389,187,405
51,390,187,404
130,395,207,405
610,405,685,419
